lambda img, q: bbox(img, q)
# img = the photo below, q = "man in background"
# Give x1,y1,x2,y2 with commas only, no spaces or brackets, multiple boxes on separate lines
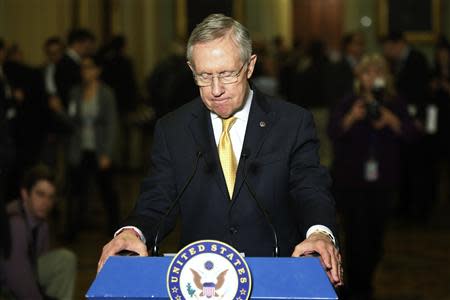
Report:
328,32,366,106
0,165,76,300
55,28,95,108
382,33,435,222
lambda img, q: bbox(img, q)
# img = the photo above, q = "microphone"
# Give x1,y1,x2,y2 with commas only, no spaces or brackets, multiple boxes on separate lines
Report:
151,150,203,256
241,150,280,257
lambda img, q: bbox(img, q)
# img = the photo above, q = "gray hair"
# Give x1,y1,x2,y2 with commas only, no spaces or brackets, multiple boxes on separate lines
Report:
186,14,252,65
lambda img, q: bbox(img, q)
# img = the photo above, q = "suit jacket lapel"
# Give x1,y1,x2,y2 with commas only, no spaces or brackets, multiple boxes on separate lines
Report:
187,91,278,202
188,99,230,200
232,90,278,201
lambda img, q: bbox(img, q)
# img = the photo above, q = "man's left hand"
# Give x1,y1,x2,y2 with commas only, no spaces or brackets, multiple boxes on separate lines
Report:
291,232,343,287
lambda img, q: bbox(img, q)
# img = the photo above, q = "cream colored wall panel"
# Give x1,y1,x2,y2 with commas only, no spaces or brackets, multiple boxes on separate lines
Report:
110,0,163,85
142,0,159,80
78,0,103,44
276,0,292,47
110,0,123,36
0,0,73,66
343,0,360,33
120,0,145,81
245,0,292,46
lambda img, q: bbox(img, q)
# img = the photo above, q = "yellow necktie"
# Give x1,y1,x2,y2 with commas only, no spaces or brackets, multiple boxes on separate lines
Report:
218,117,237,199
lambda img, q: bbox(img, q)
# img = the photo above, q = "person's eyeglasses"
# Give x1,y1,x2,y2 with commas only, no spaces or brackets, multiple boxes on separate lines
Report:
192,62,248,87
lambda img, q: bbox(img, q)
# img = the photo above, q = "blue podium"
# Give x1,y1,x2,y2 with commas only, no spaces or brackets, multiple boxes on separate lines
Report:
86,256,337,299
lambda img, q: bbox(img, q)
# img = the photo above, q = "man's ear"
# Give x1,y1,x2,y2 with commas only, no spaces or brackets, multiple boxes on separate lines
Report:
187,61,194,72
246,54,257,79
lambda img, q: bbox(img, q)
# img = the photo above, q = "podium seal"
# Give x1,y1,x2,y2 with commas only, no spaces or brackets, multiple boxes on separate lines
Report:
167,240,252,300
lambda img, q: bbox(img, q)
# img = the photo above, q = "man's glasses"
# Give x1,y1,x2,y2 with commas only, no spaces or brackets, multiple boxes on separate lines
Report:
192,62,248,87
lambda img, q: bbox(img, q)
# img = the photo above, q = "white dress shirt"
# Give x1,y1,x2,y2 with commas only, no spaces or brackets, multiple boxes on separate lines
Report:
66,48,81,64
210,89,253,162
44,63,58,95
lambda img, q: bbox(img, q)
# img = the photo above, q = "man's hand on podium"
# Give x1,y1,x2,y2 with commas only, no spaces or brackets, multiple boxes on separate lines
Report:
97,229,148,272
291,232,343,287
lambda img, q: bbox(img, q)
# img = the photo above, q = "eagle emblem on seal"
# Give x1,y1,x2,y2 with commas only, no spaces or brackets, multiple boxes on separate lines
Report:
190,268,228,298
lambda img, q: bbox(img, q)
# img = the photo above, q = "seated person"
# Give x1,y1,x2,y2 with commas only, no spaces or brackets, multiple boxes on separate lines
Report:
0,164,76,300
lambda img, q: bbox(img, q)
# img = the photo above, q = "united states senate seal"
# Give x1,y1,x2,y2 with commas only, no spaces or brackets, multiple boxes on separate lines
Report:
167,240,252,300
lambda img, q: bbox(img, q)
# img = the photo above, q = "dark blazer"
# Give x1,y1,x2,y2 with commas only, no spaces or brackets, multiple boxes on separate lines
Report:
395,48,430,106
55,54,81,107
328,58,355,106
125,89,336,257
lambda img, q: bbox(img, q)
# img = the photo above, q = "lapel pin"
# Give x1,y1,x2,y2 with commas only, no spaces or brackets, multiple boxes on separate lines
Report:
259,121,266,128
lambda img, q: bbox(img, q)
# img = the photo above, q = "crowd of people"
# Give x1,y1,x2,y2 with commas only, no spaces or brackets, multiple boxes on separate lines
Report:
0,21,449,300
0,29,142,299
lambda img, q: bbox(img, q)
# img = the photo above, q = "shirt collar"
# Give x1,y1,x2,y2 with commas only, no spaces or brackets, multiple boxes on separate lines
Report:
211,88,253,122
21,200,41,228
67,48,81,64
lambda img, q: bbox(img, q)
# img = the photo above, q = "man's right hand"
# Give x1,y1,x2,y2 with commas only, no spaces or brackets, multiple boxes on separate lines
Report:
97,229,148,272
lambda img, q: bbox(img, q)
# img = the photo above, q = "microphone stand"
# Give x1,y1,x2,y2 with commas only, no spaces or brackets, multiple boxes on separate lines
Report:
151,151,203,256
241,152,280,257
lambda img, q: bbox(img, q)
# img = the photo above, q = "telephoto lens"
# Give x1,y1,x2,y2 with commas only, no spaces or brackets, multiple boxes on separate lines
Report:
366,77,385,120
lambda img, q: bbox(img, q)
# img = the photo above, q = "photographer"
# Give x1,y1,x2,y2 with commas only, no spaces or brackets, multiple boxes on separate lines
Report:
327,53,419,300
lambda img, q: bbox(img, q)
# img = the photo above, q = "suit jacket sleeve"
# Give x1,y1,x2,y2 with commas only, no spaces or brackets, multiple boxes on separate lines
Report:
55,58,80,107
289,110,336,237
123,119,178,244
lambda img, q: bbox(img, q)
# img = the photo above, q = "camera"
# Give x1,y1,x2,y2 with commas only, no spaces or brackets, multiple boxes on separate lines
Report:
366,77,385,120
366,100,381,120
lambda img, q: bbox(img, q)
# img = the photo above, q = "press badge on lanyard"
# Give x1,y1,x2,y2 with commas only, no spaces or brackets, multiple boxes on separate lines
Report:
364,158,378,182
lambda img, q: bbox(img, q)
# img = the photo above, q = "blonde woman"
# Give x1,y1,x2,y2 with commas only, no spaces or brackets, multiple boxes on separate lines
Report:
327,53,419,300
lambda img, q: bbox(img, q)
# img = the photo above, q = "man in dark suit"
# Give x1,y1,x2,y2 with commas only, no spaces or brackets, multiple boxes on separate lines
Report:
382,32,430,107
2,42,50,200
98,14,342,286
55,29,95,108
328,32,365,106
382,33,434,221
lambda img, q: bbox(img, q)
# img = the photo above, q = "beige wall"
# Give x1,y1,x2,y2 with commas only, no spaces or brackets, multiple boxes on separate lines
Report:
343,0,378,51
77,0,104,42
245,0,292,47
0,0,73,66
0,0,170,86
110,0,161,84
0,0,107,66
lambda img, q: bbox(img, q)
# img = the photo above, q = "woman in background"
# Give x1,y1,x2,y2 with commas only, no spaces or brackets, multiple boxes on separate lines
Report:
328,54,419,300
64,55,119,240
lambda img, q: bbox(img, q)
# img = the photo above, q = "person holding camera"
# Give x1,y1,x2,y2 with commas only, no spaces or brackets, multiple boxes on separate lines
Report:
327,53,419,300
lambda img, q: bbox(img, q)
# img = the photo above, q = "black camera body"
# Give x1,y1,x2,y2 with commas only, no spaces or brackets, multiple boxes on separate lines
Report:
366,99,382,120
366,79,385,120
